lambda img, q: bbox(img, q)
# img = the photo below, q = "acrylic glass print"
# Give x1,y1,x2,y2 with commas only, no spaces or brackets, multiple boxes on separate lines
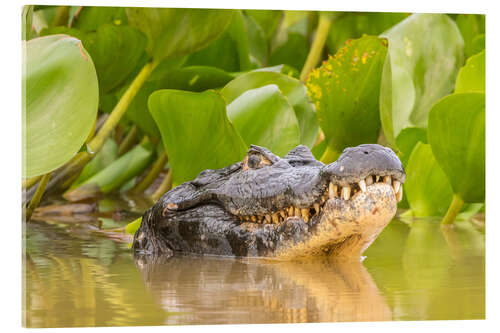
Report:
22,5,485,327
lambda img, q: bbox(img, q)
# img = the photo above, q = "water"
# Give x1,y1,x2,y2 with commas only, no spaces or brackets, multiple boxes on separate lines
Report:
23,200,485,327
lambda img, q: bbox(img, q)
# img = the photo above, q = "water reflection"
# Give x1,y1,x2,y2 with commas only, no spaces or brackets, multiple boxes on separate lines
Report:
135,255,392,324
24,216,485,327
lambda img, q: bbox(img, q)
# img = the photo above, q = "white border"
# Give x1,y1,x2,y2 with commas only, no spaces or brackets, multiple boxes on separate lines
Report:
2,0,498,332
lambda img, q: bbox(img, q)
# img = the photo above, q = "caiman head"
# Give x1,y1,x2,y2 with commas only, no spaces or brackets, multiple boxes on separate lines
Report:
133,144,405,259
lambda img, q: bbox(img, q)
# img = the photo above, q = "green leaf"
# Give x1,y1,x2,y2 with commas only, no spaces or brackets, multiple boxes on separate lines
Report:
72,6,128,31
185,11,252,71
63,141,154,201
405,143,454,217
455,50,485,93
380,14,464,145
306,35,388,158
471,34,485,56
456,14,485,59
22,6,34,40
23,35,98,178
326,12,408,54
311,140,327,160
40,25,148,94
71,138,119,188
269,11,311,72
221,71,318,148
395,127,427,166
126,8,234,62
83,24,147,93
148,90,248,185
244,9,283,41
227,85,300,156
243,14,268,67
160,66,236,92
269,32,309,72
428,93,485,203
125,66,236,138
125,217,142,235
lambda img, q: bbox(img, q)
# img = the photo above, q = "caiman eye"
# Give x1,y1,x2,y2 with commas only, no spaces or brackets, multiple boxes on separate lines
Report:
242,153,272,170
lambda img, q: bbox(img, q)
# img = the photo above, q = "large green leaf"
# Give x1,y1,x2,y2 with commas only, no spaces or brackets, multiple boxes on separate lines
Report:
125,66,236,138
23,35,98,178
227,85,300,156
64,141,154,201
405,143,454,217
326,12,408,54
126,8,234,62
268,11,311,72
221,71,318,148
40,24,147,94
306,35,388,157
149,90,248,185
268,32,309,72
243,14,268,68
185,11,252,71
428,93,485,203
380,14,464,145
72,6,128,31
395,127,427,167
82,24,147,93
455,50,485,93
456,14,485,59
244,9,283,42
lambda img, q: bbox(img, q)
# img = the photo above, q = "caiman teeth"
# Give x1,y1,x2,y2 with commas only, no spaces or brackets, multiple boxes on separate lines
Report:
329,182,338,198
294,207,301,217
396,185,403,202
301,208,309,222
314,203,320,214
238,173,403,225
359,179,367,192
341,186,351,200
393,180,401,194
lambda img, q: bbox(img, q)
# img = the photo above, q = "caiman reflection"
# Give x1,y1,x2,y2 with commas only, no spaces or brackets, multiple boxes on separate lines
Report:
134,255,392,323
133,144,405,259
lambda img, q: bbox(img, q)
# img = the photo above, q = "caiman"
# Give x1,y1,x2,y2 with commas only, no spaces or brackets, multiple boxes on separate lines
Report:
132,144,405,259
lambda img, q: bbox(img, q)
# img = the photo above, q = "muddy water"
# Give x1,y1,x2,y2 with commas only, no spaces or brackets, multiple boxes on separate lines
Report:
23,199,485,327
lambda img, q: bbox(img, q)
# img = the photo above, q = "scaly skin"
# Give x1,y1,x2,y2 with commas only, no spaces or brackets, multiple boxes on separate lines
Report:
133,144,405,259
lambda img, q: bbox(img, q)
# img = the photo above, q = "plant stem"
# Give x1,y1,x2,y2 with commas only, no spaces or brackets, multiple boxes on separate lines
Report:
320,145,340,164
25,172,52,222
151,169,173,202
299,13,334,82
131,151,168,194
441,194,464,225
118,125,138,156
22,175,42,189
87,61,157,154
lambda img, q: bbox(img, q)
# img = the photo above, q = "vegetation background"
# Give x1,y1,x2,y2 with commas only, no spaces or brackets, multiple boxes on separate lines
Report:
22,6,485,233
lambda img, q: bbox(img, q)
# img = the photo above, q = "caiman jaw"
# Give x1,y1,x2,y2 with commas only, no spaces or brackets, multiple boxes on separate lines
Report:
232,173,403,226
